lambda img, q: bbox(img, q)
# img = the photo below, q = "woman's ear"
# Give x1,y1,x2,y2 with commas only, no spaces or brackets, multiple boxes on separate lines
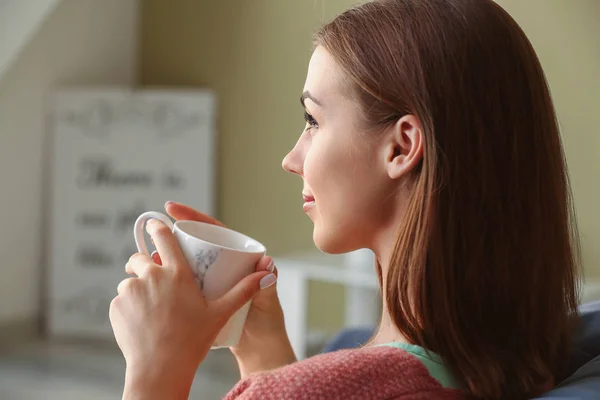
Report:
384,114,423,180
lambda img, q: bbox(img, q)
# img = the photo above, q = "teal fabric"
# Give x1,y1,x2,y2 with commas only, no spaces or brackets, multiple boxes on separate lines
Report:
379,342,461,389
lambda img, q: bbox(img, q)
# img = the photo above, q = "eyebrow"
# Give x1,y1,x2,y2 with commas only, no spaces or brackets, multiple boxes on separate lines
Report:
300,91,323,108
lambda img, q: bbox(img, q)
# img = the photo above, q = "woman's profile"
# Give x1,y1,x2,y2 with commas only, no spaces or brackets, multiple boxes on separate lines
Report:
109,0,580,399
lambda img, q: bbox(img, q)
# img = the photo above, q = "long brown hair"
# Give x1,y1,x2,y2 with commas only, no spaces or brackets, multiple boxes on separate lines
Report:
315,0,581,398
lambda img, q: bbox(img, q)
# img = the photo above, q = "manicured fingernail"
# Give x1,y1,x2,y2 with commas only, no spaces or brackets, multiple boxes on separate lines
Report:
267,260,275,272
260,273,277,289
151,250,158,259
165,201,174,207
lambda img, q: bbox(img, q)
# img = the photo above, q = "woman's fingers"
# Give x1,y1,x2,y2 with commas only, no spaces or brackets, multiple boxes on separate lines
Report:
255,255,277,275
117,277,137,295
146,219,188,272
211,271,273,318
125,253,154,276
165,201,226,227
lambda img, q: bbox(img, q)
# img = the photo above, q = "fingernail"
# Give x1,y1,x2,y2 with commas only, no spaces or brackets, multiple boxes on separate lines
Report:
260,273,277,289
267,260,275,273
165,201,174,207
151,250,158,259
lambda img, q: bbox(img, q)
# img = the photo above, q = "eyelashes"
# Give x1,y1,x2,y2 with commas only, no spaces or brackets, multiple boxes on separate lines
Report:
304,111,319,129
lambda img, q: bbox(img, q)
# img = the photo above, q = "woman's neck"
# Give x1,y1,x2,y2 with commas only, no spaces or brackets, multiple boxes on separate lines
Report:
366,296,409,347
364,243,408,346
366,198,410,347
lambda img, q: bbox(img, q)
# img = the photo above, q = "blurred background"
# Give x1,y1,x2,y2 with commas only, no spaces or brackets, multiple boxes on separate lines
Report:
0,0,598,399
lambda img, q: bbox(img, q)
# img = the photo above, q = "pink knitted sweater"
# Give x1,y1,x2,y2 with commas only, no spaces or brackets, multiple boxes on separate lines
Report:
224,345,467,399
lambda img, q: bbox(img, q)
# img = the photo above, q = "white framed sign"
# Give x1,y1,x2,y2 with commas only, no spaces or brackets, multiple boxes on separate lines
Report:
46,88,216,339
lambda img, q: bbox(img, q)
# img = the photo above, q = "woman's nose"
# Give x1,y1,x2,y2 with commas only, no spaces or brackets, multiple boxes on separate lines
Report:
282,148,303,176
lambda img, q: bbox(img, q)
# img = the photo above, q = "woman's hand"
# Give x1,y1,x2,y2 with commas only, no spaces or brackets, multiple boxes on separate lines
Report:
164,201,297,378
110,218,272,399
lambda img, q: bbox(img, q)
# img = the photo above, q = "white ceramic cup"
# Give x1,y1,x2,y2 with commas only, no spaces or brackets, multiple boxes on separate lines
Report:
133,211,266,348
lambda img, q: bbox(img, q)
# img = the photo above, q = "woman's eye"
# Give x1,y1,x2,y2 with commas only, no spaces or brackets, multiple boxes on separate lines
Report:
304,111,319,129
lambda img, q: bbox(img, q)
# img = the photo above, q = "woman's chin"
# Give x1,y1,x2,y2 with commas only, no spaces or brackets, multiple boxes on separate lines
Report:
312,226,359,254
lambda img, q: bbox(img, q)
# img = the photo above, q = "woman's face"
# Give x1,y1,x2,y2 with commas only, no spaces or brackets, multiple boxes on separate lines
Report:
282,46,404,254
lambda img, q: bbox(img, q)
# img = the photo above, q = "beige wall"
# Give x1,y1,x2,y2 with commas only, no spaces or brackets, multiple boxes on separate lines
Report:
140,0,600,332
0,0,138,324
140,0,357,254
140,0,357,333
0,0,62,79
497,0,600,279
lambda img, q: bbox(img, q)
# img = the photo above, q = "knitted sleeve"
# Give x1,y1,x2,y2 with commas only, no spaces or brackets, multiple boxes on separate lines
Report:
223,346,466,400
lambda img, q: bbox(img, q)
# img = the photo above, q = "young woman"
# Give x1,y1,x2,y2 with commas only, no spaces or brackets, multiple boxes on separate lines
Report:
110,0,580,398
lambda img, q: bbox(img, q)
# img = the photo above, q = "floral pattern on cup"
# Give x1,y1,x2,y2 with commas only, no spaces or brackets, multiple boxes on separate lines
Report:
194,248,221,289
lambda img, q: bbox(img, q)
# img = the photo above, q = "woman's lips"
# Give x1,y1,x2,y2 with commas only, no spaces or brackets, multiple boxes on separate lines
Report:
302,193,315,212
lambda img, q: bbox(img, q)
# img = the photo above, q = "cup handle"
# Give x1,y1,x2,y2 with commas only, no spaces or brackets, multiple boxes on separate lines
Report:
133,211,175,255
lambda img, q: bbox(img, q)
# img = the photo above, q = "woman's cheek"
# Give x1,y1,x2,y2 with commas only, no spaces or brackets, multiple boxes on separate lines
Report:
303,148,321,187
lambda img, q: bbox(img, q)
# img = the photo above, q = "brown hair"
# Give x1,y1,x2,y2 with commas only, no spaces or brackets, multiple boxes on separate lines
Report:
315,0,581,398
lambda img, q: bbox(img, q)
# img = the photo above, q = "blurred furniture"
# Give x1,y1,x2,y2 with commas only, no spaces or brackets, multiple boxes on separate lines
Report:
275,251,379,359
